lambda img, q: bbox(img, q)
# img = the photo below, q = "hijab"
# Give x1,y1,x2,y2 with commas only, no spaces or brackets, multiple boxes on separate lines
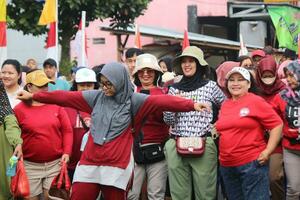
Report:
0,80,14,125
256,55,285,96
280,60,300,106
172,60,208,92
216,61,239,89
89,62,134,145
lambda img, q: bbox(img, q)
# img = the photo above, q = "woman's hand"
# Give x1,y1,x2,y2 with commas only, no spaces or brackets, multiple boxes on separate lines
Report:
194,103,211,112
61,154,70,164
17,91,33,101
13,144,23,159
257,149,270,165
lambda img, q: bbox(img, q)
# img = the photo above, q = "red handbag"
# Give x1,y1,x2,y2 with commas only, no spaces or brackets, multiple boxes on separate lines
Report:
48,162,71,200
10,160,30,198
176,137,206,157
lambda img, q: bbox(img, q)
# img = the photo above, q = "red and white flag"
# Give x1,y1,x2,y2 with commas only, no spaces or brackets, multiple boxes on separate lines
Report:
74,12,88,67
134,24,142,49
0,0,7,66
45,22,57,61
182,30,190,51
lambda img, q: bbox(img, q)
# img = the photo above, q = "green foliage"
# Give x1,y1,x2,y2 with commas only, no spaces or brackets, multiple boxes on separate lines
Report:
7,0,151,42
7,0,151,74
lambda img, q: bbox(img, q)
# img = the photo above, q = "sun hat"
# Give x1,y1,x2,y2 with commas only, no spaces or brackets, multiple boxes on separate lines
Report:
26,70,55,86
173,46,208,75
132,53,163,75
75,68,97,83
225,67,251,82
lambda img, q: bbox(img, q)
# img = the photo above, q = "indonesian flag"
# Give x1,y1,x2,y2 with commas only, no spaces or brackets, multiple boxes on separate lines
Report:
0,0,7,66
74,19,88,67
182,30,190,51
238,33,249,56
45,22,57,61
134,24,142,49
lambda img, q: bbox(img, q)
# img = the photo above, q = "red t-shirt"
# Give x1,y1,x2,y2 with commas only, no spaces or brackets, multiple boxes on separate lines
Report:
14,102,73,163
136,87,169,144
216,93,282,167
262,94,283,154
272,94,300,151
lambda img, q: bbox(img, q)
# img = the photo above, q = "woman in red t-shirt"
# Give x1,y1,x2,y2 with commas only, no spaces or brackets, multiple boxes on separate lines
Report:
216,67,282,200
14,70,73,200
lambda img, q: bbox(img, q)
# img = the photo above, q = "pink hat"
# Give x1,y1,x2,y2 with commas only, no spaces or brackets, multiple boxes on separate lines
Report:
251,50,265,58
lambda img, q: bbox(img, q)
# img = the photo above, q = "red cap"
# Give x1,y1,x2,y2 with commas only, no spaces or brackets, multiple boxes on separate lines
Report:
251,50,265,58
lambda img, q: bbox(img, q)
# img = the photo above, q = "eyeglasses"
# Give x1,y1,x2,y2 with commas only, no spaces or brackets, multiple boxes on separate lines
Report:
138,68,155,75
99,81,113,89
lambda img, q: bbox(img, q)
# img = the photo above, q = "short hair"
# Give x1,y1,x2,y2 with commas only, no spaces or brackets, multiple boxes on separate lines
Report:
263,45,274,55
43,58,57,68
125,48,144,59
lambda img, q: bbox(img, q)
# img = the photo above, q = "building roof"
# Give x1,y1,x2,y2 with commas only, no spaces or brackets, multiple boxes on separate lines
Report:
101,24,263,51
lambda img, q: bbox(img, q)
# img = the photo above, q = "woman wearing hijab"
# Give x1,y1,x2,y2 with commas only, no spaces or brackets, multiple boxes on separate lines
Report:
272,60,300,199
0,80,23,200
17,62,209,200
256,55,286,200
163,46,225,200
216,61,239,94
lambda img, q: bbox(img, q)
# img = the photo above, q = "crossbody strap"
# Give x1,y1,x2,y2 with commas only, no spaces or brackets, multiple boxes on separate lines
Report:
77,111,89,131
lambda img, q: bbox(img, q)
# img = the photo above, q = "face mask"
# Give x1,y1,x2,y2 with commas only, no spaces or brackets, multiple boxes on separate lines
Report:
261,77,276,85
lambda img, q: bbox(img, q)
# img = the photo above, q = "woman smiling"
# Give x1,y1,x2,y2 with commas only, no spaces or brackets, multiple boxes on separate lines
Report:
216,67,283,200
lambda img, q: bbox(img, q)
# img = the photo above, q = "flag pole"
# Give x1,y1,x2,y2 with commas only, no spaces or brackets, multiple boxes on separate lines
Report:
81,11,86,66
55,0,58,71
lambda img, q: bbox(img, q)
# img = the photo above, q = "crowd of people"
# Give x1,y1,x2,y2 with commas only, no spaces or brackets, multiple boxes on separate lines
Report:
0,45,299,200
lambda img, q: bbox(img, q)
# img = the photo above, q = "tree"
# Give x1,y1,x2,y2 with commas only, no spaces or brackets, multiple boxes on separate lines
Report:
7,0,151,74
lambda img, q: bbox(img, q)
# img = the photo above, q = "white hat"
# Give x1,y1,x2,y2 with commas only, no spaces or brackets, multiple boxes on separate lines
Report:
75,68,97,83
132,53,163,75
225,67,251,82
162,72,175,83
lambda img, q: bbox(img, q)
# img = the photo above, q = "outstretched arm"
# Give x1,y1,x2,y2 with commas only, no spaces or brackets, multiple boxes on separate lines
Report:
141,95,210,117
17,90,92,114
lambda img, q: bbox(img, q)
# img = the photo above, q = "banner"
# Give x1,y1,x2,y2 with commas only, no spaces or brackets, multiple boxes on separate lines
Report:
268,6,300,52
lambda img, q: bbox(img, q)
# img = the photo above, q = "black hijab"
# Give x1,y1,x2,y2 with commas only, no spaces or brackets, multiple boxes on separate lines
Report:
0,80,14,125
172,63,208,92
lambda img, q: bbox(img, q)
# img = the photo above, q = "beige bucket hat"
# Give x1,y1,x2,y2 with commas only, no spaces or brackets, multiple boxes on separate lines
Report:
132,53,163,75
173,46,208,75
